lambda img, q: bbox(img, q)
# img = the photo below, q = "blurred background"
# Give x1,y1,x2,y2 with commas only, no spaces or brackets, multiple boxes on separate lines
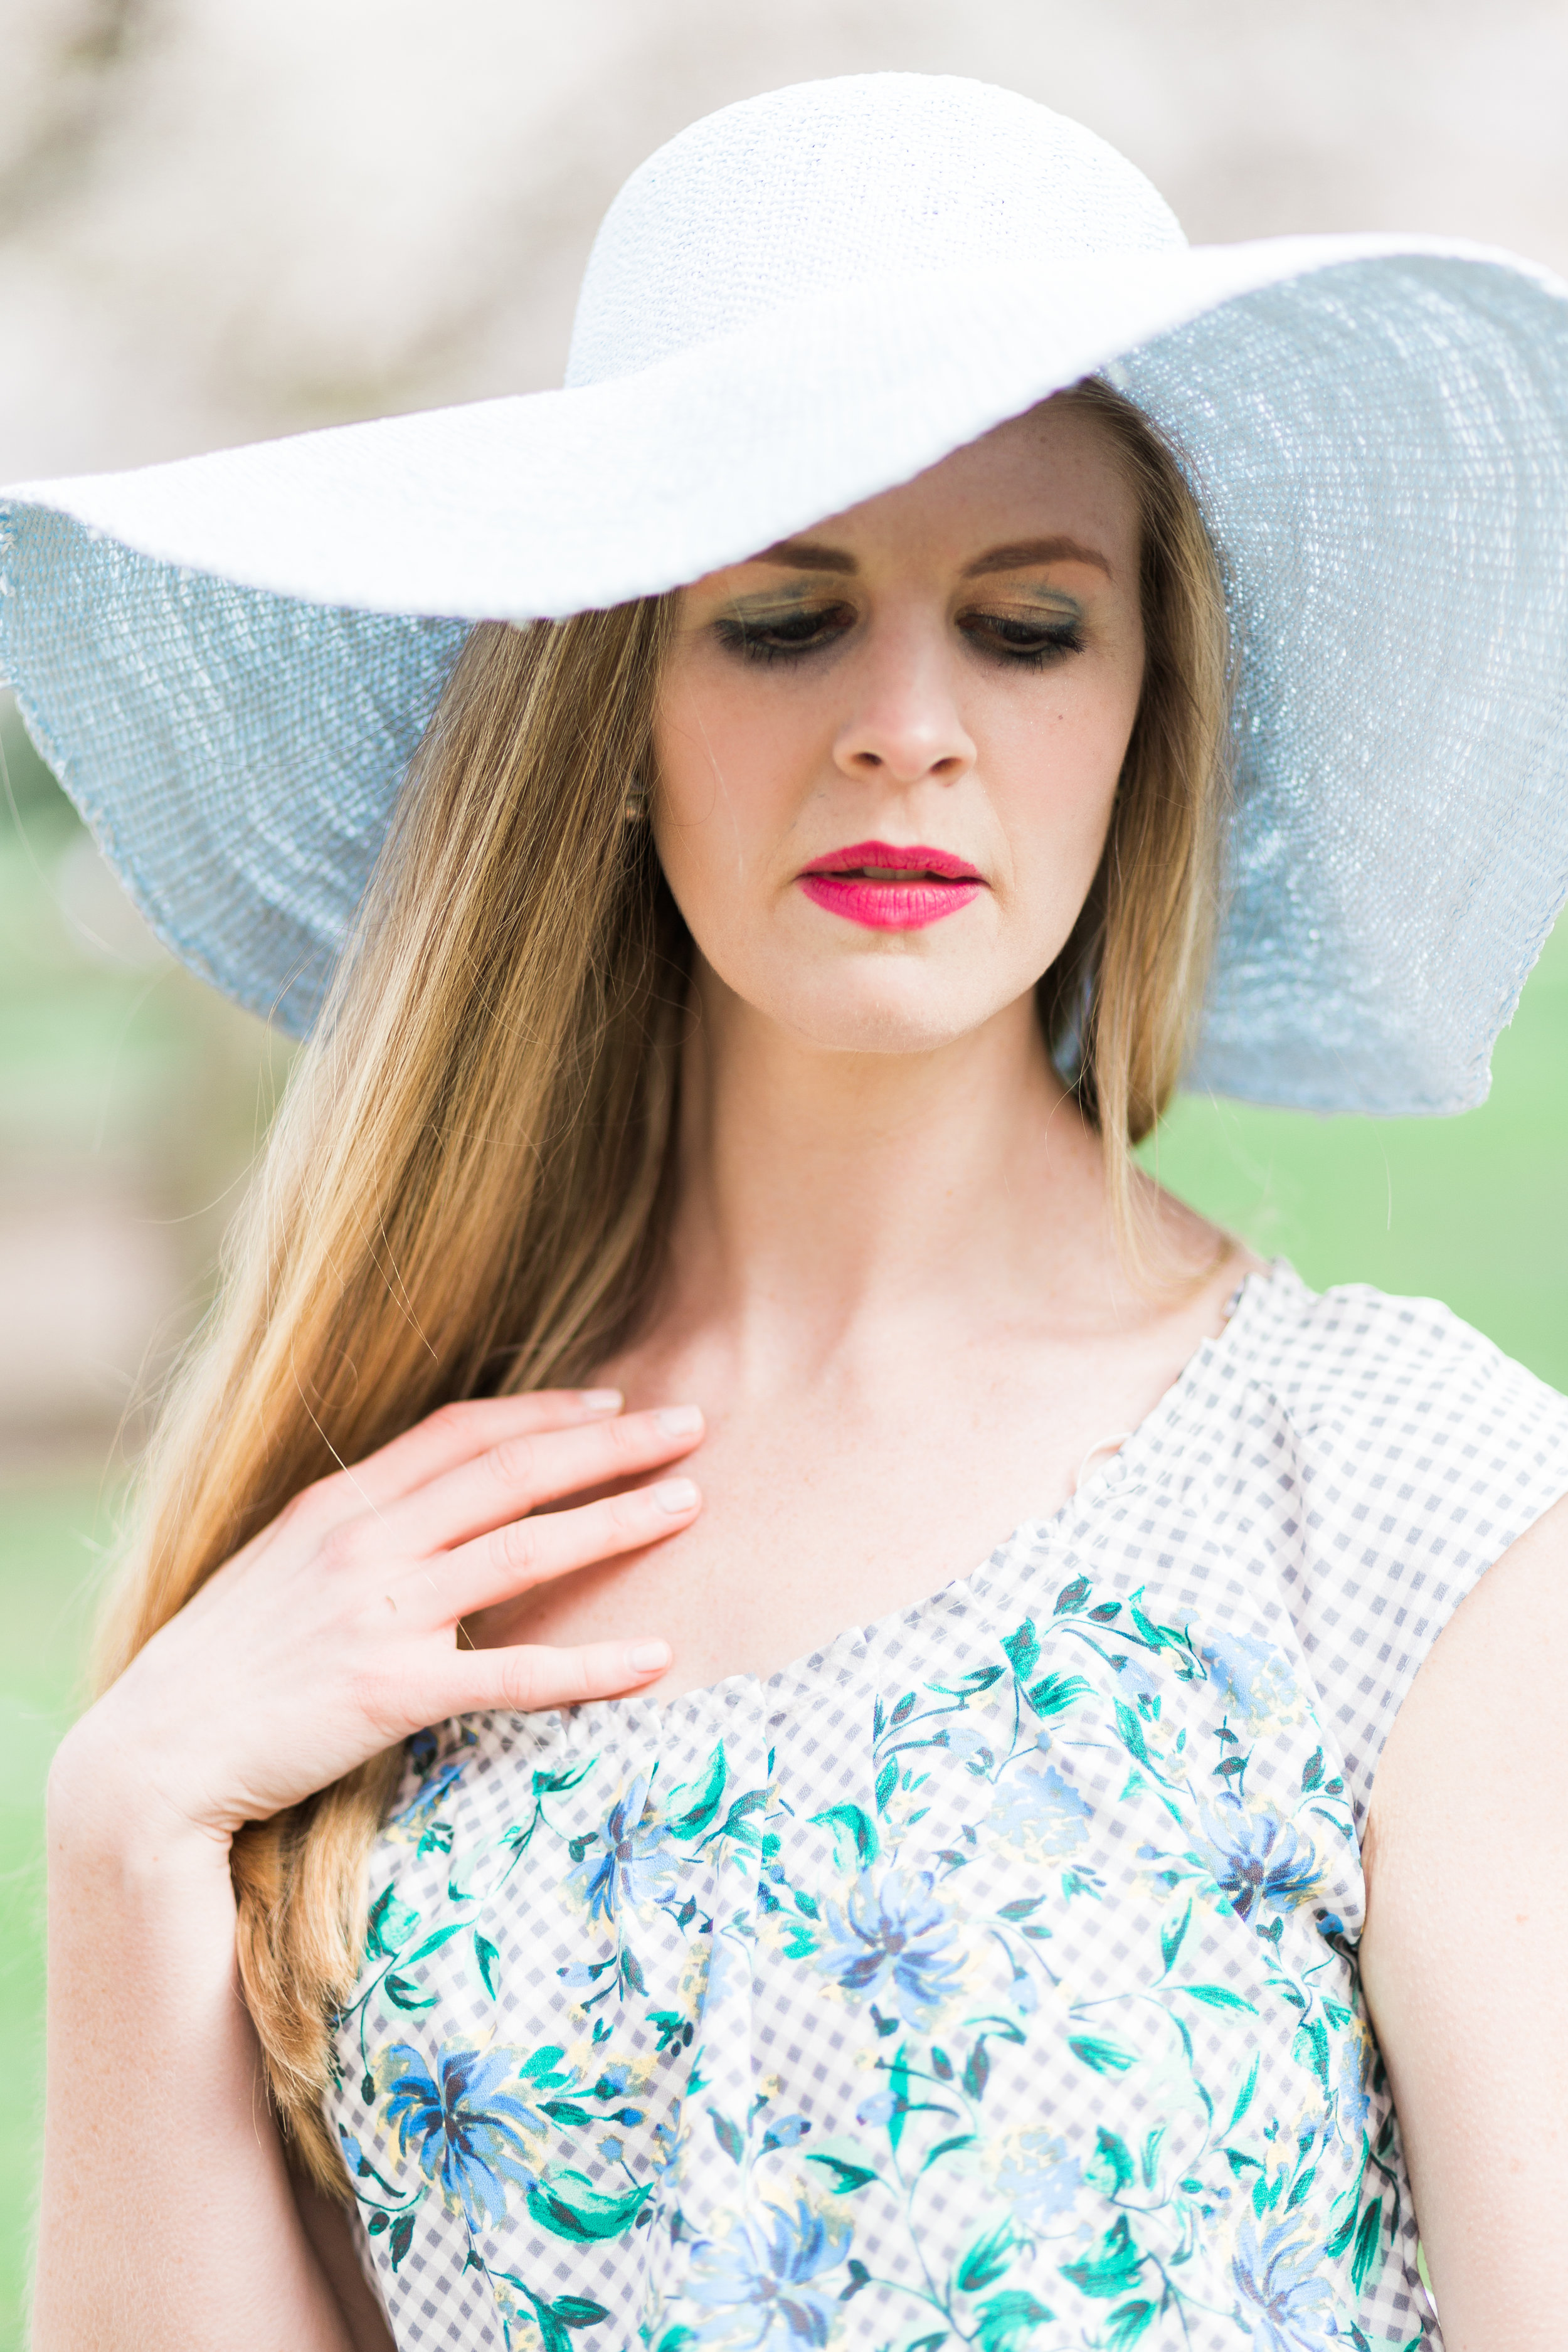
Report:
2,1,1566,2337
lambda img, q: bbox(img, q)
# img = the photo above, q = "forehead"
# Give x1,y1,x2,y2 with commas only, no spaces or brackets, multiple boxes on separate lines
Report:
723,398,1140,579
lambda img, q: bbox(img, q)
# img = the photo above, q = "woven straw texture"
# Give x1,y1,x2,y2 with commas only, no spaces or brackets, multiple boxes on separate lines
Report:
2,74,1567,1099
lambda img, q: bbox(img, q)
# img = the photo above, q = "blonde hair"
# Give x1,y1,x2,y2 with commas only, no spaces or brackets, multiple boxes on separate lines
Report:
92,381,1231,2191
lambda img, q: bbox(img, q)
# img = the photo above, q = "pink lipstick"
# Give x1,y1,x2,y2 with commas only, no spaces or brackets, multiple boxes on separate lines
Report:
798,839,985,931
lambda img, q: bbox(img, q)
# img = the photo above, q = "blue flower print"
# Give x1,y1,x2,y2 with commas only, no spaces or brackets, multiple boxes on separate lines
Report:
987,1761,1091,1858
569,1774,679,1923
1333,2023,1374,2143
1199,1630,1298,1727
1232,2215,1342,2349
686,2197,852,2348
1199,1799,1322,1924
993,2131,1082,2228
814,1868,962,2026
383,2043,542,2230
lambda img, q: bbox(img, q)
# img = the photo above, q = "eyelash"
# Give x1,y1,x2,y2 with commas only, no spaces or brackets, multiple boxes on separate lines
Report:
711,606,1084,670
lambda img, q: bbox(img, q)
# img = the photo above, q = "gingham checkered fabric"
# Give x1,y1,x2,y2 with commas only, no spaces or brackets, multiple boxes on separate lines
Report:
326,1266,1568,2349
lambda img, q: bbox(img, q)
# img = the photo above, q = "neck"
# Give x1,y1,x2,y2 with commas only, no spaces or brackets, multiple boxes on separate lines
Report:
656,959,1121,1384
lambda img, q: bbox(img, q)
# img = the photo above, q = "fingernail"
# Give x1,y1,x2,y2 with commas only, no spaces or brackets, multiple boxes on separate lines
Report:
656,1406,703,1439
581,1389,623,1414
627,1640,671,1674
652,1476,699,1513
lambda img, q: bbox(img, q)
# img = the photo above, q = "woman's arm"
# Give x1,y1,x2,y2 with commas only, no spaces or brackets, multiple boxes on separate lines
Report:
33,1391,704,2351
38,1771,376,2351
1360,1486,1568,2349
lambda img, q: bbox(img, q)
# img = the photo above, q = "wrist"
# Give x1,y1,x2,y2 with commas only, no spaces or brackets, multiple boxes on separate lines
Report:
47,1712,236,1879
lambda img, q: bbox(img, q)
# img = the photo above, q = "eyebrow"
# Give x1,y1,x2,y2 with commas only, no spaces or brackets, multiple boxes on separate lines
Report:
748,533,1113,580
751,538,857,575
963,537,1113,580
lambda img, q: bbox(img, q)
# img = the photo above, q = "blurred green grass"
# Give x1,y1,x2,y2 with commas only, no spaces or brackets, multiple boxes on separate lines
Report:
0,1486,108,2349
0,704,1563,2340
1150,911,1568,1392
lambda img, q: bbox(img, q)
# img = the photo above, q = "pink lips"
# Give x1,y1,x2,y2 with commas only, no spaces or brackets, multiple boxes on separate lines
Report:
798,839,985,931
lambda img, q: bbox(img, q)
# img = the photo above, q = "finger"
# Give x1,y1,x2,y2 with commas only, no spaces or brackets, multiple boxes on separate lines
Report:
386,1405,706,1555
435,1634,675,1719
291,1390,627,1530
416,1473,702,1623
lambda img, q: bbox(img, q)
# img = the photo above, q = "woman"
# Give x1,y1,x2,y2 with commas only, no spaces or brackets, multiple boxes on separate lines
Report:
14,73,1568,2352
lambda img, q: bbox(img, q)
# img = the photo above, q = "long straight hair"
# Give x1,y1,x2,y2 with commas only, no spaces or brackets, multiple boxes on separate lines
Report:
92,382,1231,2190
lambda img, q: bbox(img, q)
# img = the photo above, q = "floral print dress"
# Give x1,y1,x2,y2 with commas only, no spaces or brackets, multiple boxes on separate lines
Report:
326,1268,1568,2351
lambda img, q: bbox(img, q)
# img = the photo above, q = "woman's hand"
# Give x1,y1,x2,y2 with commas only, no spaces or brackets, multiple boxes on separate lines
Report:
55,1389,701,1846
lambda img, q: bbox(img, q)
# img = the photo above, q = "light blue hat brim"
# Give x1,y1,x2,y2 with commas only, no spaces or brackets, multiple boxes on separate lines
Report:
3,234,1568,1098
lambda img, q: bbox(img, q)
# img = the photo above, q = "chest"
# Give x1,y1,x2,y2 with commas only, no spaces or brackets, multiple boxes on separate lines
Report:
484,1317,1215,1699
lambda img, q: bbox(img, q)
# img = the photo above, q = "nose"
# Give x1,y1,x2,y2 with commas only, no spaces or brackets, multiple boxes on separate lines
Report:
830,623,977,787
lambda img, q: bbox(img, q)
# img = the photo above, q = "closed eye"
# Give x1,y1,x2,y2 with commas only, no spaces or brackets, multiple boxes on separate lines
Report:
712,603,857,664
959,610,1085,669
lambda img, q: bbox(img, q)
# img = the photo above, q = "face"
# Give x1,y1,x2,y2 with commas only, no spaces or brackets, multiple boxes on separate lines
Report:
652,398,1146,1058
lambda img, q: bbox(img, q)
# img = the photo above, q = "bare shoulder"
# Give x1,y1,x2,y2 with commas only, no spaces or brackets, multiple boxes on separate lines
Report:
1367,1481,1568,1838
294,2177,396,2352
1360,1486,1568,2340
1134,1170,1267,1320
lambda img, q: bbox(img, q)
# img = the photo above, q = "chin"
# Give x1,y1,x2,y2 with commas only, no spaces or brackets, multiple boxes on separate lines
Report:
770,964,1011,1057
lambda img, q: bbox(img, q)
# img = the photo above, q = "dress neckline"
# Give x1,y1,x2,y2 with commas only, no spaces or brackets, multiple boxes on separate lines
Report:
558,1259,1296,1736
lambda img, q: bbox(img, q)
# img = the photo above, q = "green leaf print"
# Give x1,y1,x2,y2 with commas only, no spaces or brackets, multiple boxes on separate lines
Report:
1002,1619,1040,1677
1024,1672,1092,1719
1053,1576,1091,1616
383,1970,438,2013
400,1921,467,1971
1061,2215,1145,2299
1127,1589,1188,1654
1350,2198,1387,2292
1158,1904,1191,1971
810,1802,879,1869
366,1883,420,1959
709,2109,746,2163
1087,2126,1134,2196
526,2172,654,2243
875,1759,898,1813
532,1759,597,1797
502,2280,613,2352
1293,2017,1331,2089
1113,1701,1152,1766
474,1931,500,1998
1172,1984,1256,2013
1300,1746,1325,1791
806,2154,879,2193
1140,2128,1165,2190
976,2289,1055,2349
1104,2300,1159,2349
889,2044,911,2150
1067,2035,1137,2076
955,2220,1013,2292
714,1788,768,1848
1226,2053,1260,2132
669,1744,728,1837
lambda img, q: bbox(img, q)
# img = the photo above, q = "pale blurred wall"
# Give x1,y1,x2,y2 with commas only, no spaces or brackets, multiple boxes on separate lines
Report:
2,0,1567,483
1,0,1566,1466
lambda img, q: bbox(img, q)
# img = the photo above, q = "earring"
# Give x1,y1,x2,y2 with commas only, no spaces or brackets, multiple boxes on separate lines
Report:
623,774,648,823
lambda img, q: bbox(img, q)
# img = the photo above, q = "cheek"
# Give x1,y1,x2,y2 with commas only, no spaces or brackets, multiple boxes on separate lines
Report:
650,669,825,950
988,660,1141,910
655,669,797,835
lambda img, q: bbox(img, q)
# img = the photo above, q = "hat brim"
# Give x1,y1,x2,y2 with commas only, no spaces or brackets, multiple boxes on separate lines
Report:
4,234,1568,1104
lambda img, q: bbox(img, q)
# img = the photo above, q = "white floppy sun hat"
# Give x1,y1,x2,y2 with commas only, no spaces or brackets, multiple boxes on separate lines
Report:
3,72,1567,1110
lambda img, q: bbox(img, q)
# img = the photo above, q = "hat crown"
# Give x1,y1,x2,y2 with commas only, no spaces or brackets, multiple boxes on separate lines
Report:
566,73,1185,387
